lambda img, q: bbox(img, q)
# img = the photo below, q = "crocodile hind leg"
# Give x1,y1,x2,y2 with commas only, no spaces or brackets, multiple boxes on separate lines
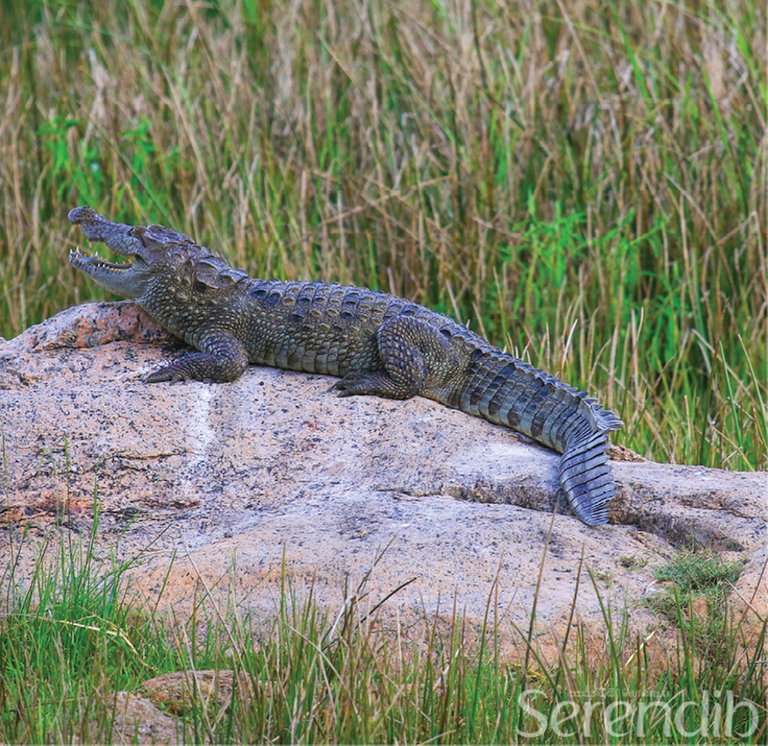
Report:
333,316,455,399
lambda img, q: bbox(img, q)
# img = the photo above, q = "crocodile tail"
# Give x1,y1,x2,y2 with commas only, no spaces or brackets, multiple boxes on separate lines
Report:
455,349,623,525
558,425,618,526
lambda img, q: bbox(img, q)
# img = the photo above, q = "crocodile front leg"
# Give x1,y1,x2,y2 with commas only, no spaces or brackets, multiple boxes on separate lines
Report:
333,316,458,399
145,332,248,383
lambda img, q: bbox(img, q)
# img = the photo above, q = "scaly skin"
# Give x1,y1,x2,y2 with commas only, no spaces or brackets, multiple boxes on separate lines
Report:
68,206,623,525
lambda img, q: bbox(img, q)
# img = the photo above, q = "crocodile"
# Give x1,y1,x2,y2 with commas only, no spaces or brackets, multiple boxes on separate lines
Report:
67,206,623,525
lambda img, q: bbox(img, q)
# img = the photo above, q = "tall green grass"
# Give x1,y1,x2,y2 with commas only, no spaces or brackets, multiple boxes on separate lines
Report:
0,0,765,469
1,518,765,743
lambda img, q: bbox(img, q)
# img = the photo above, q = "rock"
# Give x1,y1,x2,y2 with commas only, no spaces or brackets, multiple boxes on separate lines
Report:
139,670,254,717
105,691,180,745
1,303,766,657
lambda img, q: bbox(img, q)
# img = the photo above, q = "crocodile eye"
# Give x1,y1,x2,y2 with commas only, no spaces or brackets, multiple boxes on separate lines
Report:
129,226,147,246
194,280,208,293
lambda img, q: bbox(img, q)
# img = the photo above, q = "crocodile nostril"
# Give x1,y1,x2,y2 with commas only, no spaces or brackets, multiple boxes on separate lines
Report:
68,206,98,224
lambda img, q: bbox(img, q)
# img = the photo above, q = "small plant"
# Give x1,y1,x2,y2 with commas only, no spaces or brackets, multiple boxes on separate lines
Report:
653,552,744,598
647,551,749,685
619,555,649,571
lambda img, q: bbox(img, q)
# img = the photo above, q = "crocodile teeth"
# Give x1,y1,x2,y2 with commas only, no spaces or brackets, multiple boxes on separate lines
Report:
69,246,132,271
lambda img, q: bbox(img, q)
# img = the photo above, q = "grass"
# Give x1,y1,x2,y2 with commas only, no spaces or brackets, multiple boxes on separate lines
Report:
1,517,765,743
0,3,765,736
647,551,749,676
0,0,765,470
653,551,745,597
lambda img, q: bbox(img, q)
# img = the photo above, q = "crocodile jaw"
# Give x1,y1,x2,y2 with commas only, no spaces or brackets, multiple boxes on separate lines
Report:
68,247,148,298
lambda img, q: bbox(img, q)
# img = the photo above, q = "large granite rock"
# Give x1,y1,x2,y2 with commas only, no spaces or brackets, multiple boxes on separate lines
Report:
1,303,765,656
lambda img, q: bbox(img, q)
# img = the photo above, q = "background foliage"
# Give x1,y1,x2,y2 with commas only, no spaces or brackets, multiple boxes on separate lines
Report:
0,0,765,468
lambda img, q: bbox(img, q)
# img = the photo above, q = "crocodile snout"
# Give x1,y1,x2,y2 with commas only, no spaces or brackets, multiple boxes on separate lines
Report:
68,206,103,225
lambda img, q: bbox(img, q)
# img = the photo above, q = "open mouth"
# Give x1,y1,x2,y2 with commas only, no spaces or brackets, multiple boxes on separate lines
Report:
68,247,134,272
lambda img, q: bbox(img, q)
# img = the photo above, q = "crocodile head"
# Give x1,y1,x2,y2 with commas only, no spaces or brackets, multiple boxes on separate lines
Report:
68,206,201,298
68,206,247,303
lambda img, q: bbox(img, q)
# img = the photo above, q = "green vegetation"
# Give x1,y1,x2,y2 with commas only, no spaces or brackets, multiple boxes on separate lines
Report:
1,4,765,738
654,551,745,598
647,552,750,676
0,0,764,469
1,521,765,743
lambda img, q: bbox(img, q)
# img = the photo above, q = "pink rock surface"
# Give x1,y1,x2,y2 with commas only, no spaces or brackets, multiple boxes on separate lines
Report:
1,302,766,654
